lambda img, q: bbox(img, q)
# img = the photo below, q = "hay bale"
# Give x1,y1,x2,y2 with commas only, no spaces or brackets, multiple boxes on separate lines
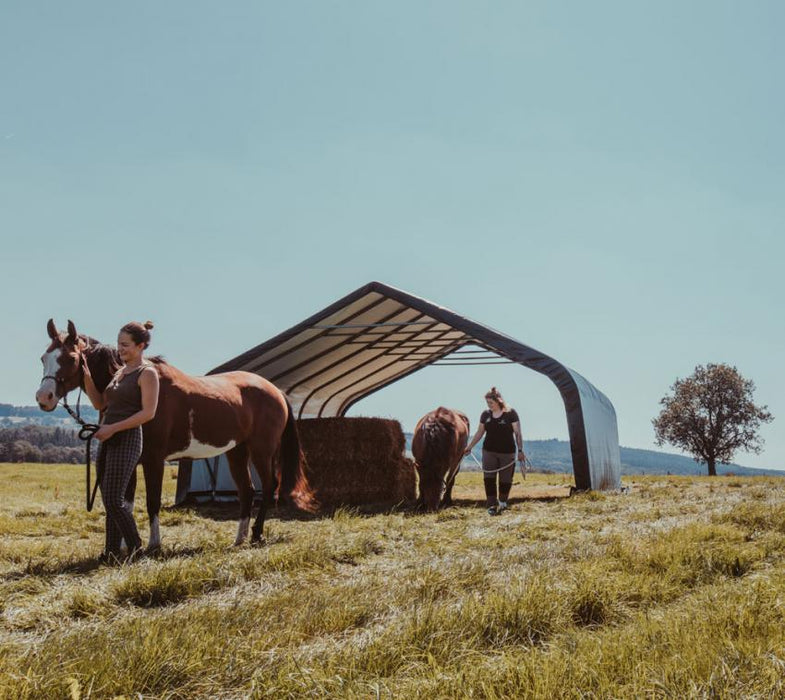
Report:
298,417,416,507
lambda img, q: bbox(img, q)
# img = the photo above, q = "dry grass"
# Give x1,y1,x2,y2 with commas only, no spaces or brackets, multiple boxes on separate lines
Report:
1,463,785,698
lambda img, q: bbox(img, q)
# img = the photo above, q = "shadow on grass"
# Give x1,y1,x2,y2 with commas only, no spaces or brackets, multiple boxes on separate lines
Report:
2,554,103,580
0,543,213,581
169,501,324,523
169,486,572,524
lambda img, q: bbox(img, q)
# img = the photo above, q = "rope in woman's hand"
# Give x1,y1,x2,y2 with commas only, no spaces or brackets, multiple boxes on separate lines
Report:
466,450,525,475
77,423,103,511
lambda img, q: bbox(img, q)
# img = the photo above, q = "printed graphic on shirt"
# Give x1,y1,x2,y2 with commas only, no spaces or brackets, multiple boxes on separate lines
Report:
479,409,520,453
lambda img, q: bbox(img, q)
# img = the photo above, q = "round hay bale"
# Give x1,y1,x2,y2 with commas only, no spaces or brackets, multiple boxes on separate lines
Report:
298,417,416,508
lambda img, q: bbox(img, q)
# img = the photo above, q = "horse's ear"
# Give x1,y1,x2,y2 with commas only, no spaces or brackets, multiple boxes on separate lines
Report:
66,320,78,344
47,319,58,340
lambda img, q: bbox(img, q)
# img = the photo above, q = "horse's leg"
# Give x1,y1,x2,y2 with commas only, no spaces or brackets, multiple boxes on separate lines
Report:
123,466,137,512
249,443,276,544
226,443,253,546
441,463,459,508
143,455,165,551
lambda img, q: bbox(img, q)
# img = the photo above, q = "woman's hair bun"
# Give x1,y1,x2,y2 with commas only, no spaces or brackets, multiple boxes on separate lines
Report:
484,386,506,408
143,321,154,331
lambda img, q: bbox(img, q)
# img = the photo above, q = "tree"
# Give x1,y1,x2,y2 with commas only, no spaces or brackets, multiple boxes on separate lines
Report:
11,440,34,462
653,363,773,476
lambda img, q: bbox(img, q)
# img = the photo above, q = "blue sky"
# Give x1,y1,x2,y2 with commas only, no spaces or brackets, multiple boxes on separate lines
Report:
2,2,782,469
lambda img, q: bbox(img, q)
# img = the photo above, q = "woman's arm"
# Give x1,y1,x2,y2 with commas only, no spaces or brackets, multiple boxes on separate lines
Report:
512,420,525,462
464,424,485,455
94,368,160,441
82,361,107,411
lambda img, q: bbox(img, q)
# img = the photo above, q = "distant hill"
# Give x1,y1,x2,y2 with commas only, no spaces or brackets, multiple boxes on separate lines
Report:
404,434,783,478
2,404,780,476
0,403,99,429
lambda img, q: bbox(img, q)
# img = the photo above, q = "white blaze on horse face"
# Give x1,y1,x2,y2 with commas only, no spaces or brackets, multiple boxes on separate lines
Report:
165,438,238,461
36,348,62,410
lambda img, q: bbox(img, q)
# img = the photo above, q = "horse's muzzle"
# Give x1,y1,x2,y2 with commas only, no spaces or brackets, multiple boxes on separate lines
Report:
36,385,58,412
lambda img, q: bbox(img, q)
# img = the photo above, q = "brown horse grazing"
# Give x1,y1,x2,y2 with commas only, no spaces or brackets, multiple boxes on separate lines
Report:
411,407,470,511
36,320,315,548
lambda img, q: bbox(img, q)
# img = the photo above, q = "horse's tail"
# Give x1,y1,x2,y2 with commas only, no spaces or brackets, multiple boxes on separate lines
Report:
279,399,318,512
422,416,451,466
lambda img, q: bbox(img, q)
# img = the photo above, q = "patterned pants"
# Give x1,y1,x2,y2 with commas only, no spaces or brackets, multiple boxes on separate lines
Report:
97,427,143,556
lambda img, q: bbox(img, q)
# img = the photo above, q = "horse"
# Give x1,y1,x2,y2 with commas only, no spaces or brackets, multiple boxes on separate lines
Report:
35,319,315,548
411,407,469,511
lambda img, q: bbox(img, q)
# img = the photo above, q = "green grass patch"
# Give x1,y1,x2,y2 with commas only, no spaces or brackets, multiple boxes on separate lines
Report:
2,463,785,698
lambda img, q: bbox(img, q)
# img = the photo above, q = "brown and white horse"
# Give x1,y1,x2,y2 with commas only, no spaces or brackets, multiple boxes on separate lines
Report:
36,319,315,548
411,407,469,511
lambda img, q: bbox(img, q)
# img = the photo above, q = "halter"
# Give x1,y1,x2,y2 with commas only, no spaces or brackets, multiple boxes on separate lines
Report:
42,362,102,511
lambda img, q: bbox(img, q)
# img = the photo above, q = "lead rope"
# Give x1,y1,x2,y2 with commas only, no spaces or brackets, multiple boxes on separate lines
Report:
61,384,102,511
467,450,530,479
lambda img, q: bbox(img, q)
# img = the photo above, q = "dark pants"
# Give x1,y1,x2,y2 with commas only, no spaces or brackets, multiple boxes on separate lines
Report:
482,449,515,506
97,427,143,556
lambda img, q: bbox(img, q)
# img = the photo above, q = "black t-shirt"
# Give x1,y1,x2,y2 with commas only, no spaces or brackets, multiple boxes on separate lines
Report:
480,409,520,453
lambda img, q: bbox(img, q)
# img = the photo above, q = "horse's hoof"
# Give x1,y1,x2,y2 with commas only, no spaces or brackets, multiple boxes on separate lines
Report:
251,537,266,547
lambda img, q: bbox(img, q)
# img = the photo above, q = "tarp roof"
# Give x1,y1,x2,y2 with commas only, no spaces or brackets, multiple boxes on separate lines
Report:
210,281,620,490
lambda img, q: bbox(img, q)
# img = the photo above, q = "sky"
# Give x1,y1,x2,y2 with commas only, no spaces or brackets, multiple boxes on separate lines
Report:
1,2,782,470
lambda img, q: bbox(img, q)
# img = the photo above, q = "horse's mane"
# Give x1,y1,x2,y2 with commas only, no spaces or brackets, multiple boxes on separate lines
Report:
80,337,121,393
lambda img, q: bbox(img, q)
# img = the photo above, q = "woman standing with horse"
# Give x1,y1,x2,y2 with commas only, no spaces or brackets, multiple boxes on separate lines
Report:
37,318,314,551
82,321,159,563
464,387,525,515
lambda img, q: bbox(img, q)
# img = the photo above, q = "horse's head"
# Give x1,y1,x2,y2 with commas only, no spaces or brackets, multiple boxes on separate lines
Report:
416,462,446,512
36,319,86,411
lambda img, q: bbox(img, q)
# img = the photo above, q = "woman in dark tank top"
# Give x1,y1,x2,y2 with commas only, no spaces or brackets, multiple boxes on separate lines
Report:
83,320,160,563
464,386,526,515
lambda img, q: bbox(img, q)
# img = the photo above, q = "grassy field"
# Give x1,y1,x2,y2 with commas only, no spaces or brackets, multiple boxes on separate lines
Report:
1,463,785,698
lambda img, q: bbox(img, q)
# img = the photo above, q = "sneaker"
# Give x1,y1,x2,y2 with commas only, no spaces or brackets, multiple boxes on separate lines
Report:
497,501,508,512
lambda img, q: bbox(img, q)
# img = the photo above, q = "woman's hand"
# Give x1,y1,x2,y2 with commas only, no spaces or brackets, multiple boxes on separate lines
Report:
94,424,116,442
81,360,107,411
517,451,526,463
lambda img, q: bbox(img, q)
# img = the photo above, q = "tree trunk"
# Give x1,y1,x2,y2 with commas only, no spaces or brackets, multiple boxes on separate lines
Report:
707,458,717,476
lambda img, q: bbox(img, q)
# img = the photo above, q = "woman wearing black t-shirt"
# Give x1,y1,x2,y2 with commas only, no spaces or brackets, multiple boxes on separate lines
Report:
464,387,525,515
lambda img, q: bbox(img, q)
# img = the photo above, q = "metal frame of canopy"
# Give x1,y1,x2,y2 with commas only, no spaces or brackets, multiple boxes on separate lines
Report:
195,281,620,492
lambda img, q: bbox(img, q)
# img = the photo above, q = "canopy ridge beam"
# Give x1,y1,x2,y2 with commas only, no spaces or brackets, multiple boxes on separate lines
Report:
313,320,439,329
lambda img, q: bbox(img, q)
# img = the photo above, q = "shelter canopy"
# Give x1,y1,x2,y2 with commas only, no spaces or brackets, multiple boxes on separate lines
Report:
210,281,621,490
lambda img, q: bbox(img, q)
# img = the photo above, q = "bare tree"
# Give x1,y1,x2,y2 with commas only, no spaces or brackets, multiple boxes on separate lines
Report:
653,364,773,475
